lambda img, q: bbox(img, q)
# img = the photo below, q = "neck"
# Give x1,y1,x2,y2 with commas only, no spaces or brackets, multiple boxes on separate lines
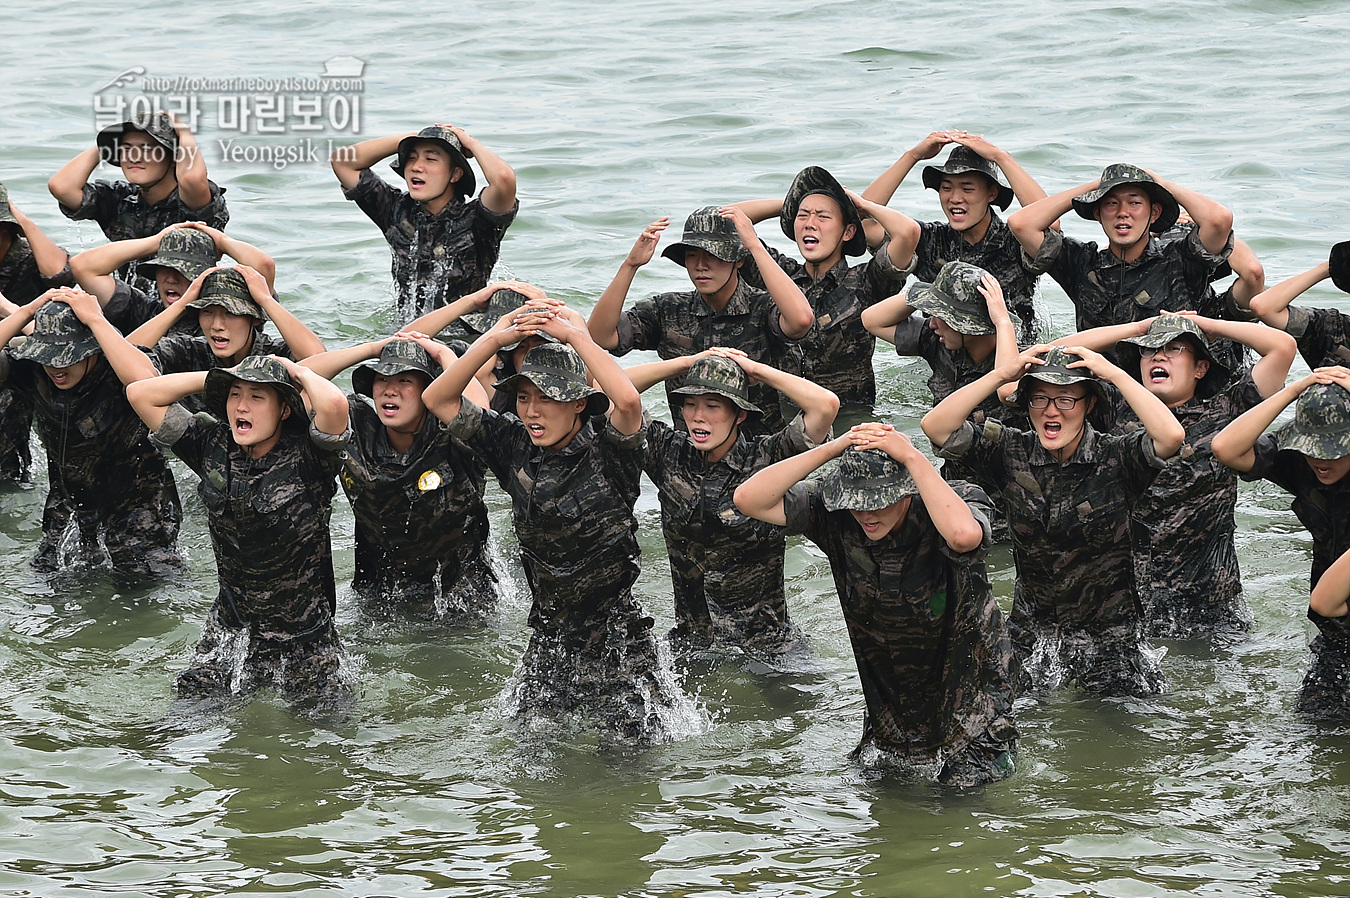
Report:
385,411,426,453
140,170,177,205
964,333,997,364
804,250,843,281
1109,233,1151,263
701,274,738,311
701,426,739,465
224,331,256,367
960,210,993,245
422,189,454,215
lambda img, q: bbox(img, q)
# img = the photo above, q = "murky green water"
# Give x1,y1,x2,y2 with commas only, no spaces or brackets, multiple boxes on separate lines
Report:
3,1,1350,894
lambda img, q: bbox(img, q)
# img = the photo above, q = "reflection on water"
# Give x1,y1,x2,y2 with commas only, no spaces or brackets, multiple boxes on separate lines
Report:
4,0,1350,894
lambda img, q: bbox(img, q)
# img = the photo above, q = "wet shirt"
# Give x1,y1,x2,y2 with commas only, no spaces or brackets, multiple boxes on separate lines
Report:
614,278,798,433
102,280,199,337
938,420,1165,639
149,331,293,414
1026,225,1231,333
340,398,490,589
1284,305,1350,370
890,316,1008,420
154,405,348,643
60,179,229,291
783,478,1016,762
343,168,517,321
643,417,813,649
1116,373,1263,633
449,400,646,645
915,213,1041,335
0,237,75,303
1301,608,1350,718
1242,434,1350,590
743,242,910,406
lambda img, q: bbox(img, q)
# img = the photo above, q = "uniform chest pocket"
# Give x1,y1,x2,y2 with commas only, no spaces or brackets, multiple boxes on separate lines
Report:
1069,493,1129,545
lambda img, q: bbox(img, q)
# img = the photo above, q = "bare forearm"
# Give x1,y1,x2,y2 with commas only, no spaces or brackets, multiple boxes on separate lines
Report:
729,199,781,225
735,437,846,525
624,357,690,394
300,341,382,380
922,371,1004,447
424,333,500,422
588,265,637,349
49,148,100,208
1249,262,1329,325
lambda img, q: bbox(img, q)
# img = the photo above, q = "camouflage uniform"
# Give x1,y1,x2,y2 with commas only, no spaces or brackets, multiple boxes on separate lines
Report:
1299,610,1350,719
0,347,182,582
342,398,495,621
644,416,813,654
614,278,800,433
915,214,1042,339
742,243,910,407
60,180,228,293
342,167,517,322
938,419,1168,696
449,395,677,741
152,400,350,704
149,331,292,415
1283,305,1350,370
782,459,1018,787
102,280,200,337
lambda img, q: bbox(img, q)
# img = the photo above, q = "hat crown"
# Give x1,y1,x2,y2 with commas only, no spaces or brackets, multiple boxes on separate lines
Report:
1099,162,1155,186
380,338,434,371
682,206,740,243
158,228,215,258
33,301,92,341
822,447,918,512
522,342,585,380
414,125,465,153
232,355,288,382
200,268,249,302
934,260,988,305
1295,384,1350,433
673,355,758,411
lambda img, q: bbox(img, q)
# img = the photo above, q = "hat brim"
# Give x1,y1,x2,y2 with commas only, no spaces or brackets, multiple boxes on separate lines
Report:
1330,242,1350,294
11,335,101,368
906,282,997,336
668,382,761,414
1072,179,1179,234
661,239,749,267
352,358,437,399
921,164,1014,211
202,365,308,425
139,258,212,283
492,371,609,417
780,167,867,257
820,466,917,512
390,137,475,196
96,123,176,165
1277,424,1350,459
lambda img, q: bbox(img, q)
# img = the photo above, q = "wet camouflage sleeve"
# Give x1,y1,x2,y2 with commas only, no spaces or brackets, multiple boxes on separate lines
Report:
744,242,912,406
343,168,517,321
1027,226,1232,332
341,398,492,602
939,419,1167,696
156,404,348,643
915,213,1042,339
1118,373,1263,637
643,417,813,652
1243,434,1350,590
1284,305,1350,370
1300,608,1350,719
613,282,797,432
14,358,182,580
0,237,75,304
782,477,1017,783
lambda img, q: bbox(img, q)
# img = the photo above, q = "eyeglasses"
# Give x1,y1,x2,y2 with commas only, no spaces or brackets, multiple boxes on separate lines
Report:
1138,343,1190,359
1027,395,1087,410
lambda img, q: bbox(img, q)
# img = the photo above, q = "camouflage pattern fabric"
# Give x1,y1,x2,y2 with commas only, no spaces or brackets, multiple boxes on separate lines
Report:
1276,383,1350,458
449,400,681,739
0,355,182,582
343,167,516,323
154,405,349,650
60,179,228,294
341,399,496,621
1070,163,1180,233
905,261,998,336
1284,305,1350,372
782,477,1018,787
659,206,750,266
741,241,910,407
102,280,200,337
1116,373,1263,637
149,331,292,414
921,145,1015,210
938,419,1168,696
1242,433,1350,589
1298,609,1350,719
138,227,217,283
391,126,475,196
1025,225,1232,336
643,417,813,654
613,278,799,433
915,214,1043,340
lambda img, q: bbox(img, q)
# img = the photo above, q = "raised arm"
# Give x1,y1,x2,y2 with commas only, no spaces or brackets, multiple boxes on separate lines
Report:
238,265,325,360
448,126,516,215
847,190,920,271
1211,370,1338,472
624,354,698,394
861,131,955,206
299,338,390,381
7,201,70,278
861,289,915,343
424,312,522,423
278,356,348,436
329,132,409,191
126,266,211,346
55,288,157,385
172,117,212,211
181,222,273,291
1065,345,1184,457
953,133,1048,207
48,146,101,209
405,279,545,337
1185,313,1296,398
924,344,1051,447
1248,261,1329,331
721,206,814,338
1224,238,1266,312
734,433,851,526
0,291,51,347
728,199,783,225
588,218,668,350
733,353,839,444
1051,319,1150,352
1008,180,1099,259
126,370,208,432
399,332,488,408
1311,544,1350,619
1151,173,1233,257
535,306,643,435
70,228,177,304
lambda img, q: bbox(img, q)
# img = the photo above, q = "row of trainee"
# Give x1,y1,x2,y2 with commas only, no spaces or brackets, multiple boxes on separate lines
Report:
3,115,1350,787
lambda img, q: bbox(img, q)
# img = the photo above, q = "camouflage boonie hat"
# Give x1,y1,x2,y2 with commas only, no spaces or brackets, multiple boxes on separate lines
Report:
11,301,102,368
780,166,867,258
1119,313,1229,397
1329,242,1350,294
461,288,560,349
922,145,1014,210
1277,383,1350,459
187,269,267,321
390,126,475,197
1015,346,1105,406
97,111,177,165
669,355,761,414
493,342,608,417
907,261,997,336
821,448,917,512
352,339,438,398
203,355,308,426
138,228,218,283
1071,163,1179,233
0,183,18,234
661,207,750,266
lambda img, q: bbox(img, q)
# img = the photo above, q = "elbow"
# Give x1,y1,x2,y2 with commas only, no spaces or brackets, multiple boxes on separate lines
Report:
947,520,985,554
610,388,643,421
1156,423,1186,459
784,309,815,339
